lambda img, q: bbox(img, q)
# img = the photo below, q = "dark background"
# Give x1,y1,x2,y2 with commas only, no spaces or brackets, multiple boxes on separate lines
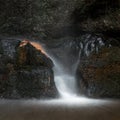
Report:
0,0,120,41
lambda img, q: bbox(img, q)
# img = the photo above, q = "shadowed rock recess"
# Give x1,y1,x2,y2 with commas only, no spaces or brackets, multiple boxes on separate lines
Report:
0,39,58,99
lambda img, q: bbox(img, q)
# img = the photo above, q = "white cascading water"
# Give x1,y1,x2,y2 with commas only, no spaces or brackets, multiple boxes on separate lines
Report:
41,43,108,105
44,49,81,99
34,37,105,99
52,58,78,98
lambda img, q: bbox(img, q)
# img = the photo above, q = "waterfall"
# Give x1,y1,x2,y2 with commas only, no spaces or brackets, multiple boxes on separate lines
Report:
52,57,78,98
43,46,81,98
36,34,105,99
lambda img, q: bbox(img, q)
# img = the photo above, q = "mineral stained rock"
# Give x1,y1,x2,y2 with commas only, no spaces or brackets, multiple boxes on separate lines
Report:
76,40,120,98
0,39,58,99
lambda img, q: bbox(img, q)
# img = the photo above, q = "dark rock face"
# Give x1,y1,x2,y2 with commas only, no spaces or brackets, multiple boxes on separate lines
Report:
76,37,120,98
16,68,56,98
0,39,57,99
0,0,119,41
0,39,20,98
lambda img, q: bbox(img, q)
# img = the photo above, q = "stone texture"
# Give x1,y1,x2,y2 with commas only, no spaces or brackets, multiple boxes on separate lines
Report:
0,39,57,99
0,0,119,41
16,68,56,98
76,45,120,98
16,40,53,68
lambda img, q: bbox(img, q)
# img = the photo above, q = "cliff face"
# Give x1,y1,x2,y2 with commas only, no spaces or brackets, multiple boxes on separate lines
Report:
76,37,120,98
0,39,58,99
0,0,119,41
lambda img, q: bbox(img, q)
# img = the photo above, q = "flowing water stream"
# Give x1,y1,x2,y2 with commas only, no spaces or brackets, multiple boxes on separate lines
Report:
43,35,104,99
51,56,78,98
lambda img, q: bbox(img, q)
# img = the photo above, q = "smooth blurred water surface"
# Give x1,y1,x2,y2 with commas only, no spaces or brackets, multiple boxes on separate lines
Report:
0,98,120,120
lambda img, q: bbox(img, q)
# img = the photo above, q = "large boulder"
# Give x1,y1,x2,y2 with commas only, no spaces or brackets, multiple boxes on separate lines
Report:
16,40,53,68
16,40,57,98
76,42,120,98
0,39,58,99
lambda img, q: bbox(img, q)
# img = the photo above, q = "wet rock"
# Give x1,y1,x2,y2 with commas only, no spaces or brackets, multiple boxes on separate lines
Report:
16,40,53,68
76,43,120,98
16,68,56,98
15,40,57,98
0,39,57,99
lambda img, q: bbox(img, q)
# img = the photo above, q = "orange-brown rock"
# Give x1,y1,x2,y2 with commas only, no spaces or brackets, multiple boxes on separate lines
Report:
76,46,120,98
0,39,58,99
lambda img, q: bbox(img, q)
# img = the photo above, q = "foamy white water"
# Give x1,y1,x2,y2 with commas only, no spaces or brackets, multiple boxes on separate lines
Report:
41,45,82,99
52,58,78,98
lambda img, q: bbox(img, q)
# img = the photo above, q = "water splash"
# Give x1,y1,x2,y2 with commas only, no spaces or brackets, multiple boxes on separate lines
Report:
43,47,80,98
51,57,76,98
32,35,105,99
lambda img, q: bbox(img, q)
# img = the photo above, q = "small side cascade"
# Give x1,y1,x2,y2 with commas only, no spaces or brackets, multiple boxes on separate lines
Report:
76,34,105,57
